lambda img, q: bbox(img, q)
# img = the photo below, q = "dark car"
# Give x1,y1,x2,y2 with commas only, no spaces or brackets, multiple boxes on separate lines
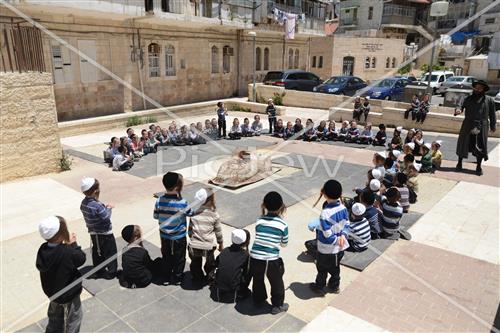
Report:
360,77,409,100
263,70,322,91
313,76,367,96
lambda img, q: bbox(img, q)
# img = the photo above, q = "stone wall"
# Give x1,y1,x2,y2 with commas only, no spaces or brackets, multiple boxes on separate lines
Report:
0,72,62,182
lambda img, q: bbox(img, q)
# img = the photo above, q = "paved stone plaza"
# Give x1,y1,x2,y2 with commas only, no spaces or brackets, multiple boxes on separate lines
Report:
1,109,499,332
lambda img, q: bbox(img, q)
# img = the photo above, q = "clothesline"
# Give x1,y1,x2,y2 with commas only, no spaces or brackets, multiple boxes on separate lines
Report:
272,7,306,40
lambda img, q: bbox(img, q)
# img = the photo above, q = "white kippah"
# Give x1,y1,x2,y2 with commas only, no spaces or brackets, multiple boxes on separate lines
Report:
80,177,96,192
352,203,366,216
375,151,386,159
38,216,60,240
371,168,382,180
407,142,415,150
231,229,247,245
194,188,208,204
370,179,381,191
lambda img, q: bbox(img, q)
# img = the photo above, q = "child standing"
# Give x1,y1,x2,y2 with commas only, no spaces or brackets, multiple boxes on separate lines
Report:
188,188,223,285
372,123,387,146
310,180,349,294
348,203,371,252
266,99,277,134
217,101,228,138
250,191,289,314
80,178,118,279
214,229,252,302
37,216,86,333
120,225,162,288
154,172,193,285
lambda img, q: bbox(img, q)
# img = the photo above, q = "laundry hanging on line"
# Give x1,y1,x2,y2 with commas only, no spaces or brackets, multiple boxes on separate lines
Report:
272,7,306,39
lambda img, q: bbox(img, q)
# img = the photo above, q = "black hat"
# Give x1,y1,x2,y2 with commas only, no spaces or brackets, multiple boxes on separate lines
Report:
472,79,490,92
263,191,284,212
323,179,342,199
121,225,135,243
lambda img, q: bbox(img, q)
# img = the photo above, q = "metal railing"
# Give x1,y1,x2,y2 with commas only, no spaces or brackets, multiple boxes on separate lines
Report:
267,0,302,15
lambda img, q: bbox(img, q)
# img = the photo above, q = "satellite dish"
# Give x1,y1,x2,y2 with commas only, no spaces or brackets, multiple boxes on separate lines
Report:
430,1,449,17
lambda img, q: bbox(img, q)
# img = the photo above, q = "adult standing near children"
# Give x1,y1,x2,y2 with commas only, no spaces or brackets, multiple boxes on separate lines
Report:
216,102,228,139
454,80,497,176
266,99,277,134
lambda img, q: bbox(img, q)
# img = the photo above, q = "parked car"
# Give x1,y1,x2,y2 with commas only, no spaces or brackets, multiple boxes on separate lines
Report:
437,76,475,95
420,70,455,94
313,76,367,96
263,70,322,91
360,77,409,101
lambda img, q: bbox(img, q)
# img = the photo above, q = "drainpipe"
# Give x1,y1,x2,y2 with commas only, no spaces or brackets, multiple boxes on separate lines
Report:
135,26,147,110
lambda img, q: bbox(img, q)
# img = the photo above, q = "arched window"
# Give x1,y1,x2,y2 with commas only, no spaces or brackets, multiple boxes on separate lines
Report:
256,47,262,71
318,56,323,68
386,57,391,68
371,57,376,68
294,49,299,69
365,56,371,69
288,49,294,69
211,46,219,74
312,56,317,68
223,45,231,73
264,47,270,70
148,43,160,77
165,44,176,76
392,57,397,68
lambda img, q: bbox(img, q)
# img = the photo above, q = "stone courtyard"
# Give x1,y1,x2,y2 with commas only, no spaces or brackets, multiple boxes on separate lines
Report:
1,108,499,333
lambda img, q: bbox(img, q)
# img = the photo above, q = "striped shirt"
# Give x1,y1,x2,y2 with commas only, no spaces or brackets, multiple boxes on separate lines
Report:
396,185,410,212
80,197,113,235
317,200,350,254
364,205,380,234
188,207,223,250
349,216,371,251
380,197,403,235
154,194,193,240
250,214,289,261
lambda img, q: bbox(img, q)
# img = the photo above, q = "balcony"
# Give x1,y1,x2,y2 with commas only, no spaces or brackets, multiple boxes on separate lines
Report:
339,17,357,27
298,17,325,36
381,4,416,26
267,0,302,16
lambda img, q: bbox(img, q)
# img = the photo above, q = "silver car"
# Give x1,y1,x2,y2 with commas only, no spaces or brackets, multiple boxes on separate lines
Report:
437,76,475,95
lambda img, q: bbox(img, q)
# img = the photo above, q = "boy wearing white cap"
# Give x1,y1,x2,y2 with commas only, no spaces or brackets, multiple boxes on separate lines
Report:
80,177,118,279
347,203,371,252
431,140,443,172
188,188,224,285
36,216,86,333
419,143,432,173
214,229,251,302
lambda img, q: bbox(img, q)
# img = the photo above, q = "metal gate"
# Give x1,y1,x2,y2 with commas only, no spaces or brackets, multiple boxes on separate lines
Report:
342,56,354,76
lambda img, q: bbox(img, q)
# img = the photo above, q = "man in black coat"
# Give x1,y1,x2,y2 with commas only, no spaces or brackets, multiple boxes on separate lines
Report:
454,80,497,176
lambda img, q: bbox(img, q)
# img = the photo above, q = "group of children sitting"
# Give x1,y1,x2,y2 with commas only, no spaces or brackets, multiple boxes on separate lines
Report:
37,122,445,330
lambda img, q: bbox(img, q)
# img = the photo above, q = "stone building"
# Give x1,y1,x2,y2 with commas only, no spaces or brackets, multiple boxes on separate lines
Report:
0,0,330,121
309,35,406,82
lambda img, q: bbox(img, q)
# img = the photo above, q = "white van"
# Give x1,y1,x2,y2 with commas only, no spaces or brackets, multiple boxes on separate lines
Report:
421,71,455,93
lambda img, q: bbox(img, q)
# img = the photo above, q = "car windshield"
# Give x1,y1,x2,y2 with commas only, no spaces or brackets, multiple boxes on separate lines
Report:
374,79,395,88
324,77,347,85
446,77,464,82
421,74,439,82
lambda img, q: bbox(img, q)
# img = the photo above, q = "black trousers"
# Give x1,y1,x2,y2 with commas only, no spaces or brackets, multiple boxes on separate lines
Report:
218,119,227,138
161,237,187,280
90,234,118,277
46,295,82,333
268,118,276,134
315,251,344,289
189,247,216,282
415,112,427,123
250,257,285,307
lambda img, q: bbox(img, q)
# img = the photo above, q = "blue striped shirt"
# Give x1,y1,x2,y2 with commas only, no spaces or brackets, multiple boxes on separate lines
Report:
250,214,289,261
349,217,371,251
154,194,193,240
364,205,380,234
380,197,403,234
317,200,350,254
80,197,112,234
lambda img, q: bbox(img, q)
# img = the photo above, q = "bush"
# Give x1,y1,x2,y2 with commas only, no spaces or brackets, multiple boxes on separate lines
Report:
419,63,448,73
398,63,412,75
144,116,157,124
272,92,286,106
59,150,72,171
232,104,252,112
125,115,158,127
255,94,267,104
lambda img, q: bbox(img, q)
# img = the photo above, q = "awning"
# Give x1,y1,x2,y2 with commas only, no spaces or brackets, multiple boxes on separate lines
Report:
450,30,479,43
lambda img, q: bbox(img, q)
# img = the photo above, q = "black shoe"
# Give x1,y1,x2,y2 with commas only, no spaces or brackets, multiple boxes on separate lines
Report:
271,303,289,315
309,283,325,295
476,167,483,176
327,285,340,294
455,163,463,171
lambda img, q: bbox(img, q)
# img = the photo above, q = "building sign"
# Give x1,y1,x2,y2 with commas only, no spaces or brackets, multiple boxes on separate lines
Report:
361,43,383,52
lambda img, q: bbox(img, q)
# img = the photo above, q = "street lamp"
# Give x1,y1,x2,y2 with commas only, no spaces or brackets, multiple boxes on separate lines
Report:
248,31,257,102
426,1,449,101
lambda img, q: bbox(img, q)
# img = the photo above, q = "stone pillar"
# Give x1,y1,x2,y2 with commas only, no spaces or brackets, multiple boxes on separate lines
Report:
0,72,62,182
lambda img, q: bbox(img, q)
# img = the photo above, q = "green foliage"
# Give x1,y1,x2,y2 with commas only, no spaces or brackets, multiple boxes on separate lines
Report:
255,94,267,104
419,63,448,73
272,92,286,106
232,104,252,112
126,115,158,127
397,63,412,75
59,150,72,171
